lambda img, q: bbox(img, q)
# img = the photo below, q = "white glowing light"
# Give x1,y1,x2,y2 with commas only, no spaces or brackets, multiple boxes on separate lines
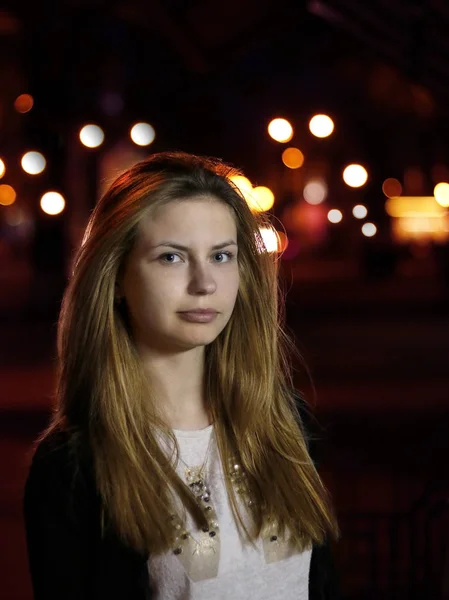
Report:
130,122,156,146
434,182,449,208
352,205,368,219
309,114,334,138
343,164,368,188
40,191,66,215
328,209,343,223
304,179,327,205
362,222,377,237
268,118,294,143
79,124,105,148
259,227,279,252
21,151,46,175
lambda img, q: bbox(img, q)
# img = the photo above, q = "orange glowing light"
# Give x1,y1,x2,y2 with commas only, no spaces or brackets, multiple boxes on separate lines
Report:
0,184,16,206
229,176,274,212
229,175,253,197
14,94,34,113
385,196,445,217
276,231,289,253
392,214,449,243
252,186,275,212
282,147,304,169
382,178,402,198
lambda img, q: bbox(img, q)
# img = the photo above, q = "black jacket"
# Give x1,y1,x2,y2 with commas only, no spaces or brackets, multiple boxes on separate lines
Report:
23,419,340,600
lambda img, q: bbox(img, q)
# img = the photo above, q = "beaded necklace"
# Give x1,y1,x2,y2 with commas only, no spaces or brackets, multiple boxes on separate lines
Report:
168,429,221,580
167,428,300,580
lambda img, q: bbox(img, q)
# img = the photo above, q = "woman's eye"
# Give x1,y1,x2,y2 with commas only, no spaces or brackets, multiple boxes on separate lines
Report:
158,251,235,264
214,251,235,263
159,253,181,263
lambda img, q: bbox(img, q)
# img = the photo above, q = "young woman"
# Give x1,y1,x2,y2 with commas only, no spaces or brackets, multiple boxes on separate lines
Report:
24,151,340,599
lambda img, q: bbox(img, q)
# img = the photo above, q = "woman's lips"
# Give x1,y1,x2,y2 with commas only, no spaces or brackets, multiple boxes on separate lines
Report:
178,310,218,323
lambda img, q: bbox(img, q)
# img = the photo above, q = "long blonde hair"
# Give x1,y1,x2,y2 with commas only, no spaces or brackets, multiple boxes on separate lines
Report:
48,151,338,554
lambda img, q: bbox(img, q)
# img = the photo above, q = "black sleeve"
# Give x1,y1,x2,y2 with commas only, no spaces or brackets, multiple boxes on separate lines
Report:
23,433,99,599
293,392,342,599
309,539,341,600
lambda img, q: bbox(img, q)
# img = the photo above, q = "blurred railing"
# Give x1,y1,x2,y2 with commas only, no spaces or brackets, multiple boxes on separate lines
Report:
337,484,449,599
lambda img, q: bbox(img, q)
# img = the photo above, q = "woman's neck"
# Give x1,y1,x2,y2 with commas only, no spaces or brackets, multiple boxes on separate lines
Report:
169,408,213,431
140,346,211,430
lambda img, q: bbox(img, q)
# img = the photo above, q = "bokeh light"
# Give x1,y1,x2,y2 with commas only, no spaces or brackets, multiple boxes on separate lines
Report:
130,122,156,146
276,231,289,253
0,184,17,206
229,175,255,210
392,215,449,243
40,191,65,215
251,186,275,212
304,179,327,205
309,114,334,138
229,176,274,212
282,147,304,169
79,124,105,148
382,178,402,198
362,222,377,237
268,118,293,143
434,182,449,208
328,209,343,223
21,151,46,175
343,164,368,188
385,196,445,217
259,227,280,252
0,159,5,179
14,93,34,113
352,204,368,219
4,206,26,226
229,175,253,196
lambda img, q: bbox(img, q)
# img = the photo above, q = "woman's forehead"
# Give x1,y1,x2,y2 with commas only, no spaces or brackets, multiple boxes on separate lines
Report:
135,196,238,248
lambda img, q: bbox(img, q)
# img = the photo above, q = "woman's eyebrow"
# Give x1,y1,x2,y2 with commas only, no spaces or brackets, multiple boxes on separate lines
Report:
150,240,238,251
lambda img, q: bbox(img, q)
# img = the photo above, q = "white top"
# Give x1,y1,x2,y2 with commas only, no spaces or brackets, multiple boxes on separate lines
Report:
148,424,312,599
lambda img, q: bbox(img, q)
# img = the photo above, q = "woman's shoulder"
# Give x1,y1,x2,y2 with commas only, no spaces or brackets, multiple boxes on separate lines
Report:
25,425,97,510
31,426,71,461
29,427,79,477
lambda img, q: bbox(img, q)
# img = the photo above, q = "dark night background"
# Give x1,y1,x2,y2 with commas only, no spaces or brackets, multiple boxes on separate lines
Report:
1,1,449,598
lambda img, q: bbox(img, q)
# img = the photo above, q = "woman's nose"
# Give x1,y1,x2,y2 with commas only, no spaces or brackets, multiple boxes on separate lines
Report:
188,264,217,295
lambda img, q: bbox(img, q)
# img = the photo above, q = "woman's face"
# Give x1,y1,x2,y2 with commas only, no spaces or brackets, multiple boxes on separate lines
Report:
121,196,240,353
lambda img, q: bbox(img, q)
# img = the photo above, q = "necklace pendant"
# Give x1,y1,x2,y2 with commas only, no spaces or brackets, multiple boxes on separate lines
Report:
185,466,207,498
190,479,205,496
